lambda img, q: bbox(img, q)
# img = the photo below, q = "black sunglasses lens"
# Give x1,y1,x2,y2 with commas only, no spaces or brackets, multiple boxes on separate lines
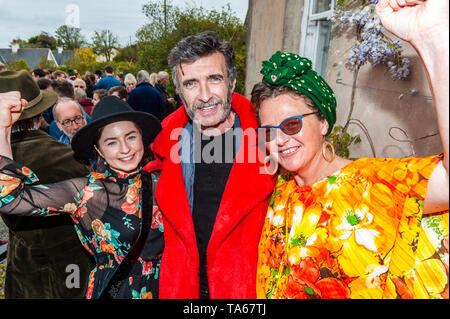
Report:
281,117,302,135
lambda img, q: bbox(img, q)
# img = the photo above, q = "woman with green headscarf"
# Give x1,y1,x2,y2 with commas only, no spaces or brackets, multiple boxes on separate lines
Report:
252,0,448,299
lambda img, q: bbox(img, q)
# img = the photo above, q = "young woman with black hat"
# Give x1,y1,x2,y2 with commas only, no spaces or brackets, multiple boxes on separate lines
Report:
0,94,163,299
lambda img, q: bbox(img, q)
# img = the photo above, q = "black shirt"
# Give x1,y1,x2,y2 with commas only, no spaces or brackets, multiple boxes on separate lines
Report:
192,126,236,298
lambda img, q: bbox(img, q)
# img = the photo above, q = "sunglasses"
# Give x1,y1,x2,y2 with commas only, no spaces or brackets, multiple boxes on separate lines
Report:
259,111,320,142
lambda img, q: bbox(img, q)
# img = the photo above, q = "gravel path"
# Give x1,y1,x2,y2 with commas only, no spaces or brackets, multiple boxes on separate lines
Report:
0,218,8,242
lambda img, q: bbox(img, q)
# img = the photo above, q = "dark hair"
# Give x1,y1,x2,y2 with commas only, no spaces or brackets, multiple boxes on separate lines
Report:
83,74,96,88
108,85,128,100
32,68,47,78
51,80,74,98
168,31,236,93
250,82,324,125
37,78,52,90
104,65,114,74
95,70,103,77
13,113,43,132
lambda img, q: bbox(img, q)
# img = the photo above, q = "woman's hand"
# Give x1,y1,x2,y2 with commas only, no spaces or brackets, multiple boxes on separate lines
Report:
379,1,450,213
376,0,448,46
0,91,27,129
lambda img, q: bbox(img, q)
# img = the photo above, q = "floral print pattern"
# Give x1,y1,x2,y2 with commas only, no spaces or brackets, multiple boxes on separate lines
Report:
257,155,449,299
0,156,164,299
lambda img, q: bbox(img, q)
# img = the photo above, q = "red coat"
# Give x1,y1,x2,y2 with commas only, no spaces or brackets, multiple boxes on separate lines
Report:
145,93,276,298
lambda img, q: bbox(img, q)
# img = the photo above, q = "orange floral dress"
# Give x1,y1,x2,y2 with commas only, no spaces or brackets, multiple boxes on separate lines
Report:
256,155,449,299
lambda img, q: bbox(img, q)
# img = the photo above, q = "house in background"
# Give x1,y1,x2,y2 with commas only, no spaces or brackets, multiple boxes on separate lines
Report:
0,42,74,69
95,48,119,63
244,0,442,159
52,46,75,67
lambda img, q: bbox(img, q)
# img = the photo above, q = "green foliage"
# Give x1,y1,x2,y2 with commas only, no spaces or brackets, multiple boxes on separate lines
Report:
36,53,58,70
27,32,57,50
64,48,139,77
136,1,247,95
91,30,119,62
55,25,85,50
327,125,361,159
113,45,139,63
6,58,31,72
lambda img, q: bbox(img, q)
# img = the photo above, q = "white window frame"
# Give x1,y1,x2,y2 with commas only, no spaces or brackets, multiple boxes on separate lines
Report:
299,0,335,77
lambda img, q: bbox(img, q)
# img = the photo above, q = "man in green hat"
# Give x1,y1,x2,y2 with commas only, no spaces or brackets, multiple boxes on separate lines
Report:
0,70,93,299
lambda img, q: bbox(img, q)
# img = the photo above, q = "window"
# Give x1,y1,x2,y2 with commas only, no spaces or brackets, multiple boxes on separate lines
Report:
299,0,335,77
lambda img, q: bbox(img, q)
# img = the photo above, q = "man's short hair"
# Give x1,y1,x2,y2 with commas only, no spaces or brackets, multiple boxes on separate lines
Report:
157,71,169,82
168,31,236,92
73,78,87,89
52,97,85,122
104,65,114,74
51,80,75,98
32,68,47,78
108,85,128,100
37,78,52,90
13,113,43,132
136,70,151,84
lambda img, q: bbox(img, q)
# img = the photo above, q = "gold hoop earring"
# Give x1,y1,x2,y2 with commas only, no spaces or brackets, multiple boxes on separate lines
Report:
322,141,335,163
264,155,279,176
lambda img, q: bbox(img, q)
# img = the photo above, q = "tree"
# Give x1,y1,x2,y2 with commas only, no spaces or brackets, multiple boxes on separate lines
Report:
28,32,57,50
91,29,119,62
114,44,139,63
66,48,98,74
5,58,30,72
55,25,85,50
136,1,247,95
35,53,57,70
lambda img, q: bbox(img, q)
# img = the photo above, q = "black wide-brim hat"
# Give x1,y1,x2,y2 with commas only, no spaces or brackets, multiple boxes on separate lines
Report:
71,96,161,160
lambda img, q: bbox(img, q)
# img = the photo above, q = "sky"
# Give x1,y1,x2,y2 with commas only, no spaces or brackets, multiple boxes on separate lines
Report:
0,0,248,48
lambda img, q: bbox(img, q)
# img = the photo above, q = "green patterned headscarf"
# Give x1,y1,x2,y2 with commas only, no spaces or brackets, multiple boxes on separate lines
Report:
260,51,336,135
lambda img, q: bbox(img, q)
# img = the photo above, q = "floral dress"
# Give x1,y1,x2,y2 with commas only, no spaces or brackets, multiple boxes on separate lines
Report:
0,155,164,299
257,155,449,299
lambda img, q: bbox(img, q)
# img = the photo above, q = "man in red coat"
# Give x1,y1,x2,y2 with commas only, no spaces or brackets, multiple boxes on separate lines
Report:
145,31,276,298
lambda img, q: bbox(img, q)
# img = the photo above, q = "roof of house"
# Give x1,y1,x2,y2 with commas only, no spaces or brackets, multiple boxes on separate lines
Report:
51,50,75,66
0,48,59,69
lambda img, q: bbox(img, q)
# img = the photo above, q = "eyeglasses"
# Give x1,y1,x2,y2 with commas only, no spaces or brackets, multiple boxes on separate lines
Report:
258,112,320,142
59,115,85,127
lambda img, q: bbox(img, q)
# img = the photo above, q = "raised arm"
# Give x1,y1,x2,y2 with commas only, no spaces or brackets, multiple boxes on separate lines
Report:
0,91,27,159
377,0,449,212
0,155,87,216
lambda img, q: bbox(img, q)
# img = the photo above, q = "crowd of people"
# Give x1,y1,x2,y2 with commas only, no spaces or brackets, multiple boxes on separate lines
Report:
0,0,448,300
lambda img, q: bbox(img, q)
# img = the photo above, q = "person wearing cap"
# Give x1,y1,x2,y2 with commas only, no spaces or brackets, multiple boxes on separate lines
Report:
0,95,164,299
253,0,448,299
0,70,93,299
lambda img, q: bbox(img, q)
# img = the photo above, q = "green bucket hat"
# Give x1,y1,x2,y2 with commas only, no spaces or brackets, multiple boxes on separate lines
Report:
260,51,337,135
0,70,58,120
